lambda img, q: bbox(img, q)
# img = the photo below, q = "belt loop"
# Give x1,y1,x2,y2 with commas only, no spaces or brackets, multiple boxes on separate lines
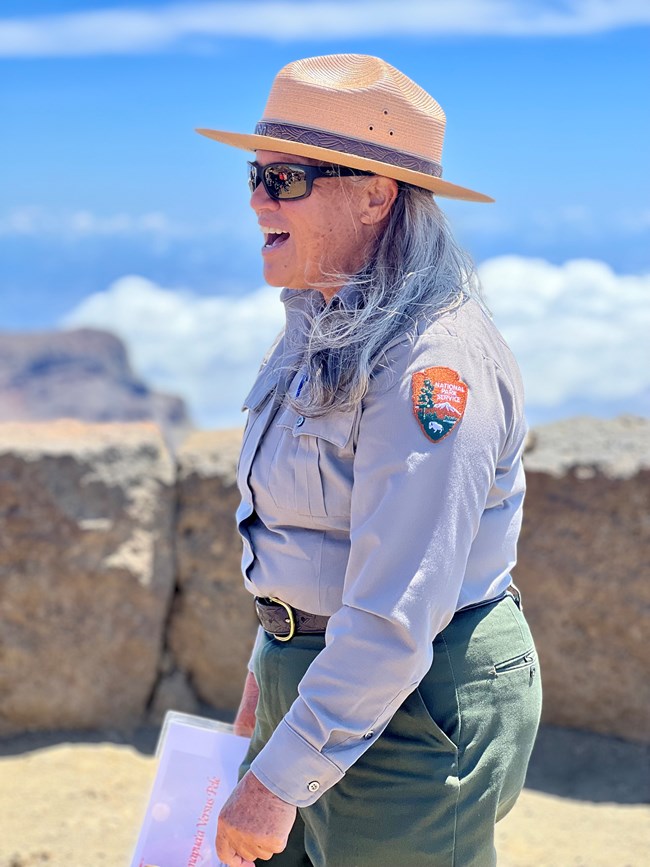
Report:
508,582,523,611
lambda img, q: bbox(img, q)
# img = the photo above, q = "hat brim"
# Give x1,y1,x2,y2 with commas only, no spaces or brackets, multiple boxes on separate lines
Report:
196,128,494,203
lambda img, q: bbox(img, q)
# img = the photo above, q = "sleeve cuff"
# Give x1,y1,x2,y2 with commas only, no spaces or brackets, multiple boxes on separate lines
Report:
250,719,345,807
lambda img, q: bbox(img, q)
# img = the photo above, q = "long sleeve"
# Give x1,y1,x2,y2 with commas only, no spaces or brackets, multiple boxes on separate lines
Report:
249,324,527,807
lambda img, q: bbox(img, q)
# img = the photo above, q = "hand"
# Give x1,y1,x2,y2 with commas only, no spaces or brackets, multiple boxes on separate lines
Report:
233,671,259,737
216,770,297,865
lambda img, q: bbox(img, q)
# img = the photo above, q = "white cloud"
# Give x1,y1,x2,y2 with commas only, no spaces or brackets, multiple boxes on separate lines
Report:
2,1,650,57
60,275,284,428
480,256,650,413
448,203,650,243
59,259,650,428
5,203,650,247
0,206,226,240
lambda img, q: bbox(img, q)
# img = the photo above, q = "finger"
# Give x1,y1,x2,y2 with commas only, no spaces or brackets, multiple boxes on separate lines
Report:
237,842,274,862
216,833,241,866
247,841,286,860
217,828,265,866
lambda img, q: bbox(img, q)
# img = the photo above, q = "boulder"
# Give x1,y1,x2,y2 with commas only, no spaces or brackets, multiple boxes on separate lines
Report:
168,429,257,714
0,421,175,734
148,669,200,724
0,328,192,447
515,415,650,743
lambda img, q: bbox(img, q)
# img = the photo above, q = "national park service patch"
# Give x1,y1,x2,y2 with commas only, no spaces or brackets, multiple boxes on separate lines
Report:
412,367,468,443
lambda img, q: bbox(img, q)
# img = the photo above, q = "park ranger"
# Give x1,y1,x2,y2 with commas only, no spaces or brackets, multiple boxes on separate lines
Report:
197,53,542,867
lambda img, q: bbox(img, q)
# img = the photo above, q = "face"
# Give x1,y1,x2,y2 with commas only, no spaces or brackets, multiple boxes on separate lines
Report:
250,150,378,299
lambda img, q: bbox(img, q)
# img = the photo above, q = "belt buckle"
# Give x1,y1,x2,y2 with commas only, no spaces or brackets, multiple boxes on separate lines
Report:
269,596,296,641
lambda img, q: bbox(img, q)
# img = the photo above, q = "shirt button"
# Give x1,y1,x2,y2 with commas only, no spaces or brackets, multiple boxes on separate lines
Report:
364,730,375,740
307,780,320,793
295,415,305,427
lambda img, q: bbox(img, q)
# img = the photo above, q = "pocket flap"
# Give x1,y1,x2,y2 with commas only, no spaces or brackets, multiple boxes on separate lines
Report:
277,406,356,448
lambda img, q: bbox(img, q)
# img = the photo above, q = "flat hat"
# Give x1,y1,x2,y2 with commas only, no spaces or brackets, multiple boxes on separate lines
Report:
196,53,493,203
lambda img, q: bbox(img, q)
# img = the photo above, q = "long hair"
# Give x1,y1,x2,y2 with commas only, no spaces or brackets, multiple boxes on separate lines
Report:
290,182,484,417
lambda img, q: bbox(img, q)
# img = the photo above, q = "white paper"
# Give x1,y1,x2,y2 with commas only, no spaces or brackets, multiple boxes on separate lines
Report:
130,711,251,867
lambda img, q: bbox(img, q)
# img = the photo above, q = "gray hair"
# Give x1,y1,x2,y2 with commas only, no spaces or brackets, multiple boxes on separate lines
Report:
290,182,484,417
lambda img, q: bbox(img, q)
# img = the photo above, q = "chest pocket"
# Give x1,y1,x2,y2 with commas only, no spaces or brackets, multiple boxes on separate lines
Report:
266,405,357,519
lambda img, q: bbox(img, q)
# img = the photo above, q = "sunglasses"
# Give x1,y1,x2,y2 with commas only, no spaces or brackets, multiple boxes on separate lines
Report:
248,161,373,201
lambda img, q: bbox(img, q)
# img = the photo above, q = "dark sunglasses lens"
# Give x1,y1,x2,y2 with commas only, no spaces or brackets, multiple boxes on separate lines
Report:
264,165,307,200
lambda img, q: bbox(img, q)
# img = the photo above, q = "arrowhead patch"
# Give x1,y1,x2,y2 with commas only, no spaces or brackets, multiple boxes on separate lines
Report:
412,367,468,443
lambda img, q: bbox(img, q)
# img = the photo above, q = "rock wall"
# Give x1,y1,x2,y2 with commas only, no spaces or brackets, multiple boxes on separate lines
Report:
0,421,175,736
167,429,258,713
0,416,648,743
515,415,650,743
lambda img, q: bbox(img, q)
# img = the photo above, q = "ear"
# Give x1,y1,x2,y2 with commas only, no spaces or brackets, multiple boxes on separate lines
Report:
358,176,399,225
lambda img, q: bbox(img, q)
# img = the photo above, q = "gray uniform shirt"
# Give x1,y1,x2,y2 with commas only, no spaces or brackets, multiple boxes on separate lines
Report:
237,287,527,807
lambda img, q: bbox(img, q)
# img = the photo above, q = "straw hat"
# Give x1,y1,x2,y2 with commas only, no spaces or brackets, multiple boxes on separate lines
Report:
196,53,493,203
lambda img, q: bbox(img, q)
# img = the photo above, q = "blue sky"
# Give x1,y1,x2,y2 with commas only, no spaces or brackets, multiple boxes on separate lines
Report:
1,1,649,426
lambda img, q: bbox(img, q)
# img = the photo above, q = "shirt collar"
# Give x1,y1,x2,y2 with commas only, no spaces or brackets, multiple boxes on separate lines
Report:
279,288,322,363
330,282,364,311
280,283,364,315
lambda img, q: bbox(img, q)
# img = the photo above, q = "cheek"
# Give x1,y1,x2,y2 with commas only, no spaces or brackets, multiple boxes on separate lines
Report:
327,222,362,270
291,193,363,273
298,224,330,262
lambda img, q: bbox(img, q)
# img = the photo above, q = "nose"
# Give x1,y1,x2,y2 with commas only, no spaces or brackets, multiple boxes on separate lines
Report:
250,178,280,213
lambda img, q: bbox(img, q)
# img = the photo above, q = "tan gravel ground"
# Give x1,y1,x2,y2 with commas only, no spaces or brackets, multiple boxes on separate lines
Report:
1,726,648,866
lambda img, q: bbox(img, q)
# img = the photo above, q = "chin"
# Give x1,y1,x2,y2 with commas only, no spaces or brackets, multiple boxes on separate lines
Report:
262,267,287,288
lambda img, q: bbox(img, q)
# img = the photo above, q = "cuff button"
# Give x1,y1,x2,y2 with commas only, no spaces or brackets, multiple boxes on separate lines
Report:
364,730,375,740
307,780,320,793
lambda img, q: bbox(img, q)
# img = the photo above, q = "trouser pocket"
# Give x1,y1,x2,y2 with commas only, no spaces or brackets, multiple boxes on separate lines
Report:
490,648,537,682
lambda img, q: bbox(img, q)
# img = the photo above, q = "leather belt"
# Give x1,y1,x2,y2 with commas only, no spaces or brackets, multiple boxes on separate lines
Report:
255,584,522,642
255,597,330,642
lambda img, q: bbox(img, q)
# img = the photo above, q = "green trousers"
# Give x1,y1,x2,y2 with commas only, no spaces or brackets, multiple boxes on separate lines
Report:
241,595,542,866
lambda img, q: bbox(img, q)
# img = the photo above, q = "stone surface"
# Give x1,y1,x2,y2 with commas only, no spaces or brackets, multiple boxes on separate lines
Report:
0,414,647,744
168,428,257,714
148,670,200,724
0,421,176,735
515,415,650,743
523,414,650,480
0,328,192,447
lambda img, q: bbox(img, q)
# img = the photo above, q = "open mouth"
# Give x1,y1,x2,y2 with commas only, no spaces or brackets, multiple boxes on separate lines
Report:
262,227,290,249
